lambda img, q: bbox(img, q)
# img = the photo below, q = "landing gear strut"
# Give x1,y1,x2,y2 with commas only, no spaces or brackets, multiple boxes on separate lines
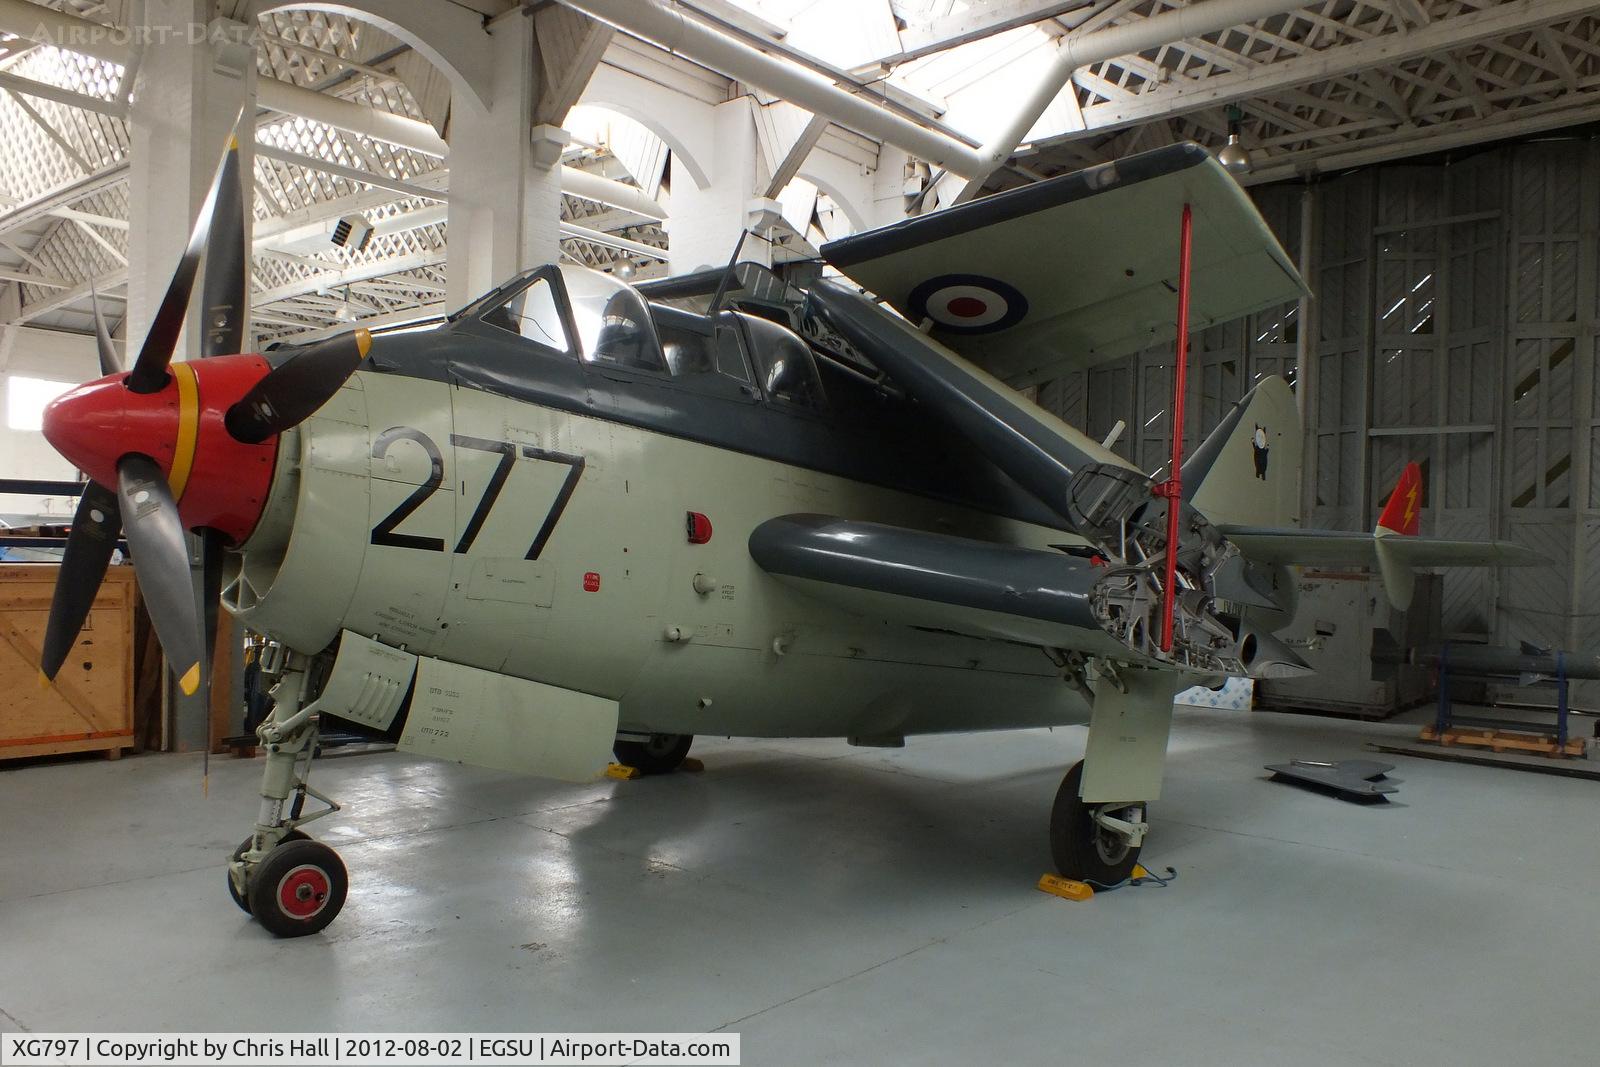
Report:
225,646,348,937
1049,759,1148,885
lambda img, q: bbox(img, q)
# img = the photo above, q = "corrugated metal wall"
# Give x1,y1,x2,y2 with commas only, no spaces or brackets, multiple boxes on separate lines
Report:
1038,138,1600,700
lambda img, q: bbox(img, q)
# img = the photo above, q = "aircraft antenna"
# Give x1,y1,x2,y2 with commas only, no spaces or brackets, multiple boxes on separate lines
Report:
1156,203,1194,653
707,230,753,314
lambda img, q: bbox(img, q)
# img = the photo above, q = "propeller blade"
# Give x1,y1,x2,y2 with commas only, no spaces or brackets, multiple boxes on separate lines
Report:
89,283,122,375
116,454,204,696
200,140,246,358
39,481,122,682
126,110,246,393
224,328,371,444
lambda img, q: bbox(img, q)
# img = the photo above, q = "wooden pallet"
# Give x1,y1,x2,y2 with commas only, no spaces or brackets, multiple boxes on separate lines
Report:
1420,724,1585,759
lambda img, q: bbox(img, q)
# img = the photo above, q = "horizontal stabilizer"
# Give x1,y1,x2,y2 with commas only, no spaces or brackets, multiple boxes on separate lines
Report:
1224,528,1544,568
820,143,1307,386
1222,525,1545,608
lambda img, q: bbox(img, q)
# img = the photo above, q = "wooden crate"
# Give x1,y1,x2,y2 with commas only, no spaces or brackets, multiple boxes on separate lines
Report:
0,563,136,760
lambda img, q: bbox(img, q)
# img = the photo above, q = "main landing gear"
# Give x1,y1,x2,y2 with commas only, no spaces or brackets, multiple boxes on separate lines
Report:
613,732,693,775
1048,759,1149,885
226,645,348,937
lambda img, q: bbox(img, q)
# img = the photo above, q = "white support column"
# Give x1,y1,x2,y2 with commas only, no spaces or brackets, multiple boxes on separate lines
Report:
864,145,913,231
666,96,772,275
125,2,254,358
446,11,564,313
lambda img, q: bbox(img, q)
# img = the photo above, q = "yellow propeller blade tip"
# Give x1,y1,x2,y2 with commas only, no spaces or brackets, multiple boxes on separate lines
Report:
38,670,52,690
228,134,239,151
179,663,201,696
355,328,373,357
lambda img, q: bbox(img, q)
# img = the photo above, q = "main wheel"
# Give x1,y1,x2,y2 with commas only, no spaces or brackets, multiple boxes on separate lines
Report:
247,838,348,937
1049,760,1144,885
226,829,308,915
613,733,693,775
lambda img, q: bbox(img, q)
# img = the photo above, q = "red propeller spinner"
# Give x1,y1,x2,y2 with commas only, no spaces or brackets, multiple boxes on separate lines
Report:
43,356,280,545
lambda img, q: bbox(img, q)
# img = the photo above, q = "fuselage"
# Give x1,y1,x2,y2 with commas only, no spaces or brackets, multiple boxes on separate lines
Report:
225,268,1091,740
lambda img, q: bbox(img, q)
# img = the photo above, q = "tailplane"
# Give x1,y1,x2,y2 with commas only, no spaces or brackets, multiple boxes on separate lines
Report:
1221,460,1543,609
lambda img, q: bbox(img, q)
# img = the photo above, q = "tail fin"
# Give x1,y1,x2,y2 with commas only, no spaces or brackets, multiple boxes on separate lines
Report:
1373,462,1423,607
1184,375,1301,529
1376,462,1422,537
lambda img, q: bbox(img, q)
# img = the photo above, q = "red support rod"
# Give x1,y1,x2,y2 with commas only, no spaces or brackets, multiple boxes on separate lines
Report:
1158,202,1194,653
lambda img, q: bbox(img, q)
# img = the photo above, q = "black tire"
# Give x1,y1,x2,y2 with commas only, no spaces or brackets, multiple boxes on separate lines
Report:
1049,760,1144,885
613,733,693,775
227,829,308,915
247,838,348,938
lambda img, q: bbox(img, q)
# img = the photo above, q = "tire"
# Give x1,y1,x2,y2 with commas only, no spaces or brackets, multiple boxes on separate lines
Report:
227,829,308,915
1049,760,1144,886
613,733,693,775
247,838,348,937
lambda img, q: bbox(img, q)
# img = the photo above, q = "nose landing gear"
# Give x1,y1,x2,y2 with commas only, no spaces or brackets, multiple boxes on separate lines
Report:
225,647,349,937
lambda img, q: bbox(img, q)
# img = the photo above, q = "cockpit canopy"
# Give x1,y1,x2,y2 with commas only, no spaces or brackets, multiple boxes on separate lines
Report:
470,265,663,373
564,268,664,373
465,264,827,411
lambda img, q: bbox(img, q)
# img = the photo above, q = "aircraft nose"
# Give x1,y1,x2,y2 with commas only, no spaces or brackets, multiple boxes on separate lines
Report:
40,355,283,545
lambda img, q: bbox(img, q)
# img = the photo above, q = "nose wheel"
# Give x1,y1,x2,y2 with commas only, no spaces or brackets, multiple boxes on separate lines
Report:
246,838,349,937
1049,759,1147,885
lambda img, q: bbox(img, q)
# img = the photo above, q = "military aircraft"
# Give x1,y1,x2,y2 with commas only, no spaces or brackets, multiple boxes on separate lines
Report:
35,124,1541,937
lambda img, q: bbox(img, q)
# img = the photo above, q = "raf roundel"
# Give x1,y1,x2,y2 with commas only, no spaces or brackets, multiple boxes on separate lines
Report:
908,273,1030,335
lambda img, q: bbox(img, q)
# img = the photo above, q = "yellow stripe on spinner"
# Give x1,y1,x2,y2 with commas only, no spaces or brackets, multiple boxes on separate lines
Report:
168,361,200,500
179,662,201,696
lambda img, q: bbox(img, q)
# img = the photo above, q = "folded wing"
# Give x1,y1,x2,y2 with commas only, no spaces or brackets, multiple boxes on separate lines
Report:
820,143,1307,387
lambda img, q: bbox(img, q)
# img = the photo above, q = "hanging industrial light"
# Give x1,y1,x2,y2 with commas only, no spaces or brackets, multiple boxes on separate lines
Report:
334,285,356,322
1217,104,1252,175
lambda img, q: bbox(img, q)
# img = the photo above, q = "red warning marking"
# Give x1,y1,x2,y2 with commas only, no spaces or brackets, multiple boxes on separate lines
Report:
583,572,601,592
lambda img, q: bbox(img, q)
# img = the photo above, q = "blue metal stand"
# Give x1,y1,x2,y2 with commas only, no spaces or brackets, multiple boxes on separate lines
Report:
1435,643,1452,734
1432,641,1573,753
1556,651,1569,748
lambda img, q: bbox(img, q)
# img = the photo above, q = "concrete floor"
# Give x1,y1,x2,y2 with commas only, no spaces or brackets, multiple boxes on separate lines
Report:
1,705,1595,1065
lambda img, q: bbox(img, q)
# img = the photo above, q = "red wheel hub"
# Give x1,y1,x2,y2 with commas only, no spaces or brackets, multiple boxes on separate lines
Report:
277,864,331,919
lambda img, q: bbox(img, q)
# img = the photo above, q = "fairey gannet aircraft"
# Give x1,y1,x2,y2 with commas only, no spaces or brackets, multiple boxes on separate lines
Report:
35,129,1540,936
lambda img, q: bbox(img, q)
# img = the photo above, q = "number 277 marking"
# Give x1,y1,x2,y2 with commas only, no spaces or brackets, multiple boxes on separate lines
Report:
369,427,585,560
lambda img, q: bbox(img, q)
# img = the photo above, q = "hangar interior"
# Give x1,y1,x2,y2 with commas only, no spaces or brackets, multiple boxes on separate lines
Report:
1,1,1598,1063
